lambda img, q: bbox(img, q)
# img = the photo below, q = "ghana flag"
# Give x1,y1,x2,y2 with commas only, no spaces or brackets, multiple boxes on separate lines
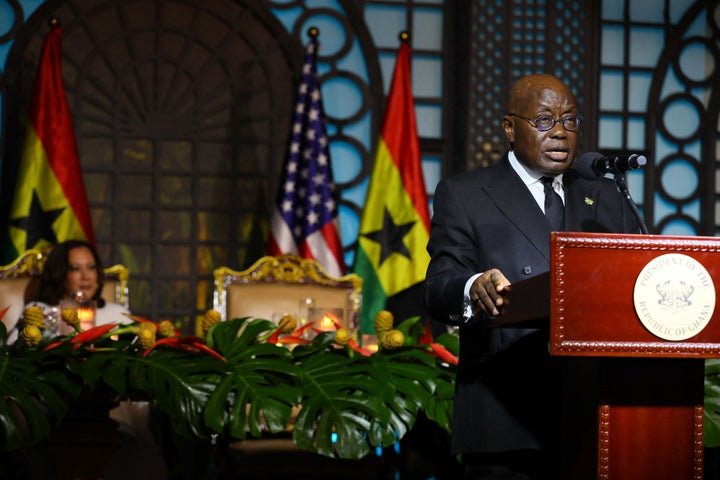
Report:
2,22,94,263
353,37,430,334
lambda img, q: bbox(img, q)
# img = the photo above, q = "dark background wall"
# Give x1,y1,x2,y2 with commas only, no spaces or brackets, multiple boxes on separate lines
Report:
0,0,717,330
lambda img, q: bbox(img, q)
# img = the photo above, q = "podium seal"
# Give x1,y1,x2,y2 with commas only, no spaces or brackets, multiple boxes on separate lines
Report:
633,253,715,341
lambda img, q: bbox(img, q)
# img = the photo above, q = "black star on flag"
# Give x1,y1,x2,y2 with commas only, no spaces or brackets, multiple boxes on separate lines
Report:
11,190,65,250
361,208,416,267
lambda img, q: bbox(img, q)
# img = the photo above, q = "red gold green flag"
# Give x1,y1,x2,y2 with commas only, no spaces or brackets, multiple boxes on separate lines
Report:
353,40,430,334
2,23,94,263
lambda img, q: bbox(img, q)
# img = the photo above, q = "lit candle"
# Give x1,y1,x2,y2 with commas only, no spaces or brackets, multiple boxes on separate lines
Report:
361,334,379,353
77,303,96,331
319,314,336,331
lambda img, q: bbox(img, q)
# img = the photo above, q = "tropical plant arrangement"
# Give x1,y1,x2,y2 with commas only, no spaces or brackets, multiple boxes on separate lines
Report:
704,360,720,447
0,305,458,460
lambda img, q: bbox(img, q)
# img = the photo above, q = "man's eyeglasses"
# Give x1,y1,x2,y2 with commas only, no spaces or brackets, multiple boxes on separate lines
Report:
508,113,582,132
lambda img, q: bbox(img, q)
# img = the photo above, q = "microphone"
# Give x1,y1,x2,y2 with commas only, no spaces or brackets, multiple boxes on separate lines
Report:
574,151,650,234
574,151,647,179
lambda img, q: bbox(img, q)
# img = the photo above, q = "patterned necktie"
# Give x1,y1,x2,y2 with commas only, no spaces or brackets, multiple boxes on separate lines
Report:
541,176,564,231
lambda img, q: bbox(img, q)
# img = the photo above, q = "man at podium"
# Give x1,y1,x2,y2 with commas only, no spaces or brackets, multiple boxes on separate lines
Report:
424,73,643,479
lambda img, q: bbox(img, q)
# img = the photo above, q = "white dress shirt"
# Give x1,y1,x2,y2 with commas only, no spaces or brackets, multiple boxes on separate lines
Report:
461,151,564,320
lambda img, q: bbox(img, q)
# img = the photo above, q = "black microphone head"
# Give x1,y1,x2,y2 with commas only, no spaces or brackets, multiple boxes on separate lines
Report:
633,155,647,168
614,153,647,172
574,152,605,179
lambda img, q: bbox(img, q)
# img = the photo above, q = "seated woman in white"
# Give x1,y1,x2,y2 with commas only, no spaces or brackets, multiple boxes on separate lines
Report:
19,240,166,478
23,239,130,331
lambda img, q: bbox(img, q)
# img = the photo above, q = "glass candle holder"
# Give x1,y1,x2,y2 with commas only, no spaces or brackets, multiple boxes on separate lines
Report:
76,299,97,331
44,306,61,334
59,292,96,333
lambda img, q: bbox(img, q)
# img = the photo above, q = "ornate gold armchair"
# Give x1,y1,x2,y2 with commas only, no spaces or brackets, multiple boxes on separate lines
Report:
0,249,45,334
102,263,130,309
213,254,362,332
0,248,130,333
212,254,364,469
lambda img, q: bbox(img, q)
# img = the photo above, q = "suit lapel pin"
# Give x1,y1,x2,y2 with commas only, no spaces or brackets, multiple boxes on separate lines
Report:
584,196,595,206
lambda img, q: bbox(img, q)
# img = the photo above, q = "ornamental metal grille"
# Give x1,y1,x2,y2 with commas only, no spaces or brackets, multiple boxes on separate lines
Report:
466,0,595,169
1,0,303,330
598,0,720,236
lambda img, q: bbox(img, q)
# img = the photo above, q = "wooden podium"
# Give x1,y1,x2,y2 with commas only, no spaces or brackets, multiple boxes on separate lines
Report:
504,232,720,479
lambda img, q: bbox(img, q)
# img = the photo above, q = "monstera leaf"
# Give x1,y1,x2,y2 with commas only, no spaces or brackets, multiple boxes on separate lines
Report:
420,331,457,432
74,340,224,439
291,334,395,459
705,359,720,447
374,317,457,437
203,318,301,438
369,349,440,440
0,324,82,450
423,367,455,433
9,303,720,463
0,307,461,460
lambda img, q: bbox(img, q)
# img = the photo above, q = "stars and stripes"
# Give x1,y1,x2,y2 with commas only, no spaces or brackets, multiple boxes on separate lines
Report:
266,34,346,277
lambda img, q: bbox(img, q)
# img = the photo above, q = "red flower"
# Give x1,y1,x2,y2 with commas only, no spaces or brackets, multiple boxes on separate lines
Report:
419,324,434,345
70,323,118,349
276,335,311,345
426,342,458,365
142,336,225,362
347,339,373,357
266,322,315,344
418,324,458,365
42,340,64,351
265,325,286,344
183,337,226,362
126,314,154,324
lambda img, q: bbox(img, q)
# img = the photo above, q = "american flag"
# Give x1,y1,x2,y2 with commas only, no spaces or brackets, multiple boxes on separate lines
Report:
266,35,346,277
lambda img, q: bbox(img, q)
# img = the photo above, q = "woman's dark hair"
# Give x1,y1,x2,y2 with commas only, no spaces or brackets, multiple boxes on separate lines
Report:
35,240,106,307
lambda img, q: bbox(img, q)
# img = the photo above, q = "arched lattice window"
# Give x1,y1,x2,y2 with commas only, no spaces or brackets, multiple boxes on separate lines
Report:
4,0,301,331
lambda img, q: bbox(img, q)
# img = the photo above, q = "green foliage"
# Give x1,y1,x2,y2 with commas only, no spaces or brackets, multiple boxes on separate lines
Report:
0,325,82,450
9,310,720,461
204,318,300,438
705,359,720,447
0,314,458,460
293,335,395,458
76,349,222,439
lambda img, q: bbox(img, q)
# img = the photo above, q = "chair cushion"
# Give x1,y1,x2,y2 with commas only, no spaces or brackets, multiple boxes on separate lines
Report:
0,277,33,333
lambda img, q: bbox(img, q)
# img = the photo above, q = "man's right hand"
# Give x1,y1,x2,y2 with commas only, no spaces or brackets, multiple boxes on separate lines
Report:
470,268,511,317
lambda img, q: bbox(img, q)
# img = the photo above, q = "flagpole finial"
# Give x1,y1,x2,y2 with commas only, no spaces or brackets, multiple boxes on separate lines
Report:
307,27,319,39
399,31,410,43
48,17,61,28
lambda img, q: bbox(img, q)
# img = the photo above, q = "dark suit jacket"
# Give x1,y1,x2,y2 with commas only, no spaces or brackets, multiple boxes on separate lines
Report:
424,153,642,455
